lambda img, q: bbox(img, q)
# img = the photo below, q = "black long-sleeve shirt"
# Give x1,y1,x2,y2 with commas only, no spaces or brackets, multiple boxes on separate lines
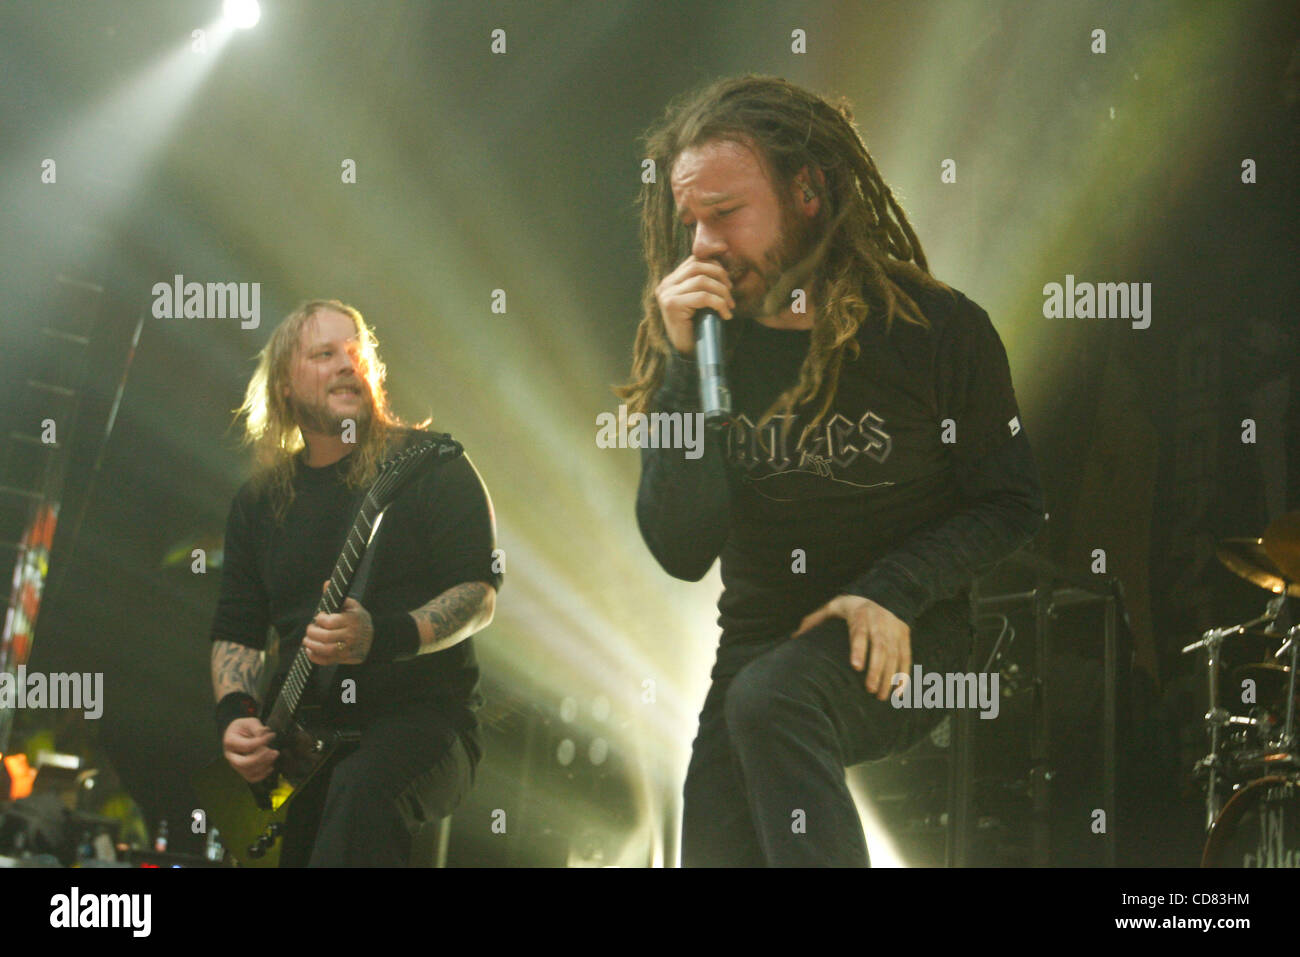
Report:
636,275,1045,673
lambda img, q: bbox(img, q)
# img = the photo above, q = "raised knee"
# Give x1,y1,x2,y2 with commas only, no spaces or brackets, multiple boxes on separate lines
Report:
723,661,783,735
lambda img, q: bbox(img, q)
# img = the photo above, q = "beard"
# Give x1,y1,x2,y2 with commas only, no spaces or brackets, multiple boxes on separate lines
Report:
727,199,816,321
288,387,373,438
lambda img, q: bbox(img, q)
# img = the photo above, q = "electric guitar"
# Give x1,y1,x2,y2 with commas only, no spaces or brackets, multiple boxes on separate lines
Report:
192,433,462,867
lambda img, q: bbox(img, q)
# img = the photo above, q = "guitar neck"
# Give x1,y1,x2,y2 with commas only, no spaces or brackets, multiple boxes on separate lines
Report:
266,495,384,730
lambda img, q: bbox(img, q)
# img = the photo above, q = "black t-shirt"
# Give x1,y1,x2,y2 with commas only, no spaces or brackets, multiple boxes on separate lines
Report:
715,278,1023,645
209,428,503,749
637,270,1041,675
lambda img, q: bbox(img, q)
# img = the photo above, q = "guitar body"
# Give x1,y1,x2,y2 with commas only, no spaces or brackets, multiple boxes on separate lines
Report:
193,712,360,868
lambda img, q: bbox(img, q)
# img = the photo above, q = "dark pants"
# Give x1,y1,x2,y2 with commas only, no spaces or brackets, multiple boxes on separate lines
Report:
681,597,971,867
279,703,477,867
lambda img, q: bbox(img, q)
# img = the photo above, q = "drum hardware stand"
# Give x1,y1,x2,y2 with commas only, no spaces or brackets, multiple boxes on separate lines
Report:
1186,595,1293,831
1274,624,1299,752
1183,599,1282,829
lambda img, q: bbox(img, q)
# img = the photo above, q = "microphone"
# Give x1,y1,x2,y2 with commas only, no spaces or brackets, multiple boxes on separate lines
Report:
694,308,731,428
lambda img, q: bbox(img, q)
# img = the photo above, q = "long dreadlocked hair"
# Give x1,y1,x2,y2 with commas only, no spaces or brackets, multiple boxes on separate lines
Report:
235,299,405,522
616,74,950,448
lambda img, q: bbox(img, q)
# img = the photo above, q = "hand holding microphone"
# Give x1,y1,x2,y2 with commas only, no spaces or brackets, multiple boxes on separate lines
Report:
654,255,735,356
655,256,734,426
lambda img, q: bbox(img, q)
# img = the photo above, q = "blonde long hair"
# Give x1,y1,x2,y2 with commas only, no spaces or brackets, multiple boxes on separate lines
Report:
235,299,404,520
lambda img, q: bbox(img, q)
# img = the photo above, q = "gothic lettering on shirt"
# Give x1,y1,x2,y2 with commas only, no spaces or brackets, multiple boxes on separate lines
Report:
725,409,892,478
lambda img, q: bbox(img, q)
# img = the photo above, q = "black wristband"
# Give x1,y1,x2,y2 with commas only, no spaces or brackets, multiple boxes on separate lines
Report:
368,611,421,662
215,692,259,741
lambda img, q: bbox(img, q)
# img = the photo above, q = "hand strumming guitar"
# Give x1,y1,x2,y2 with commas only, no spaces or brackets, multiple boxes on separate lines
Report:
223,717,279,784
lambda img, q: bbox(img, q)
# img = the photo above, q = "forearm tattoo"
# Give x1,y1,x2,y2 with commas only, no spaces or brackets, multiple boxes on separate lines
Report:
211,640,266,702
411,582,492,652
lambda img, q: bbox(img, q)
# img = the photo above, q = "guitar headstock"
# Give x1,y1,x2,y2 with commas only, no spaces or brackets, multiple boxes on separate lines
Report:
369,434,462,508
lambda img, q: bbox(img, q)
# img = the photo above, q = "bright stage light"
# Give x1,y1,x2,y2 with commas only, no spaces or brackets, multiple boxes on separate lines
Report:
222,0,261,30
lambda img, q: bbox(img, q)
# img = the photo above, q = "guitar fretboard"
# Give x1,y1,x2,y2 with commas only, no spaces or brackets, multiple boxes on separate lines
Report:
265,494,381,731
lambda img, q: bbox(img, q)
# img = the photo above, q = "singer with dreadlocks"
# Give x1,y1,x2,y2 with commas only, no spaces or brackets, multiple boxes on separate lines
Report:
619,76,1045,866
208,300,501,866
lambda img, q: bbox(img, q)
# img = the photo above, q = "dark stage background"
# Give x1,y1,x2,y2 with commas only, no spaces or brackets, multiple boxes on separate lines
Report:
1,0,1297,867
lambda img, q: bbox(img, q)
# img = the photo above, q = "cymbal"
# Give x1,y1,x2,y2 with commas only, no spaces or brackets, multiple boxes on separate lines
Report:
1216,538,1300,597
1264,511,1300,584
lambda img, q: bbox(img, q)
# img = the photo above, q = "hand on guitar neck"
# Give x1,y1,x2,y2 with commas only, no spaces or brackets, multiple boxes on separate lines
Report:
302,579,375,666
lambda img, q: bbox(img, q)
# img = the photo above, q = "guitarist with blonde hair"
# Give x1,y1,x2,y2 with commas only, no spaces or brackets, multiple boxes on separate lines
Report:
208,299,501,866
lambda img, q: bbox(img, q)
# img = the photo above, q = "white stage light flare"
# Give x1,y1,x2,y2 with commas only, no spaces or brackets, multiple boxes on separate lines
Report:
222,0,261,29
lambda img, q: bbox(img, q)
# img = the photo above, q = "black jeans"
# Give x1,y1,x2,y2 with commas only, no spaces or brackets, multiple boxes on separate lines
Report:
278,702,477,867
681,595,972,867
